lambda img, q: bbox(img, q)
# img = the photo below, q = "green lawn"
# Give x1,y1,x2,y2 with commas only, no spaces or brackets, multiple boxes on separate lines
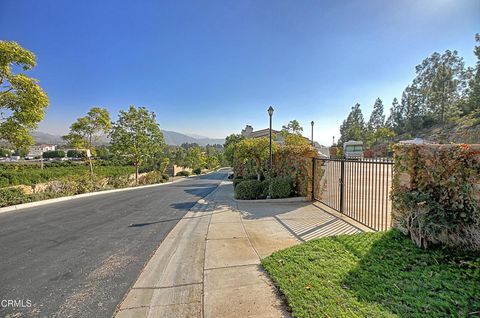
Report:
262,230,480,318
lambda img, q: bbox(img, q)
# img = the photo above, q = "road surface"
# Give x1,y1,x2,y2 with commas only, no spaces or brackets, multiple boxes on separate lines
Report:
0,171,227,318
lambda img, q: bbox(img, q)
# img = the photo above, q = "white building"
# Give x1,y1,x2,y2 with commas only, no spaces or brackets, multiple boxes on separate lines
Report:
27,144,56,158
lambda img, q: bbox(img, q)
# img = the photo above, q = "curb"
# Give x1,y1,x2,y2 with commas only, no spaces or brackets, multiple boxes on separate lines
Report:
233,196,310,203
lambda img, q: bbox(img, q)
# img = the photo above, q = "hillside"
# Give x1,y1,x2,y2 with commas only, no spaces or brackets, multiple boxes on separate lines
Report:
397,116,480,144
162,130,225,146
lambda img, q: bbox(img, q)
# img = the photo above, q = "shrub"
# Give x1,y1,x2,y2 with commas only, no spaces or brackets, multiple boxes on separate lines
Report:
108,174,129,188
193,167,202,175
260,179,271,198
233,175,260,187
176,170,190,177
42,150,65,158
392,144,480,251
233,176,244,188
139,171,170,185
262,177,294,199
0,188,29,207
67,150,83,158
234,179,263,200
70,174,96,194
0,187,67,207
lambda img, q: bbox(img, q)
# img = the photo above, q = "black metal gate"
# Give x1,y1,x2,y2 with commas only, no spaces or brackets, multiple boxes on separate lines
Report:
314,158,394,231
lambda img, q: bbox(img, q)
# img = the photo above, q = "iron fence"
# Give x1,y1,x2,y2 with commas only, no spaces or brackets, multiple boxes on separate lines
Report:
314,157,394,231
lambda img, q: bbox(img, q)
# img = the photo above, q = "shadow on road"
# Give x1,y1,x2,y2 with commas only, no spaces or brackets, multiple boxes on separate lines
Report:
184,187,216,197
169,201,197,210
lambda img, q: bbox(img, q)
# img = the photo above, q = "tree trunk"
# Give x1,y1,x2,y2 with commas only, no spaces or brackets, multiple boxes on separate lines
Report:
135,163,139,186
88,155,95,189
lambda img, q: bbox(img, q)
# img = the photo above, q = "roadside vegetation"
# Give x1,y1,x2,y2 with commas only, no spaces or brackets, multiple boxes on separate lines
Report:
0,162,134,187
262,230,480,318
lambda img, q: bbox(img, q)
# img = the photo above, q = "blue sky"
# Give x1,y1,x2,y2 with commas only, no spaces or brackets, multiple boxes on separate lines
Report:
1,0,479,145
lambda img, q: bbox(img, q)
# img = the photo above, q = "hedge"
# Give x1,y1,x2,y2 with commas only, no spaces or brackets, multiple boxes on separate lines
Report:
267,177,293,199
392,144,480,251
235,180,264,200
234,177,293,200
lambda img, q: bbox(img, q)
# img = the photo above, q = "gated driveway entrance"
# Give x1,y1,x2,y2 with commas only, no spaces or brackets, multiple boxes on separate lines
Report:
314,158,394,231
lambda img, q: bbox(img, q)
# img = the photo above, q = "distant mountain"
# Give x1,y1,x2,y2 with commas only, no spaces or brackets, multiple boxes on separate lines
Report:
162,131,225,146
31,130,225,147
30,131,67,145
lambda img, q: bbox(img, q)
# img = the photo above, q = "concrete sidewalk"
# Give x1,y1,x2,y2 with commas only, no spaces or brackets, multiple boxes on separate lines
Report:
115,181,366,318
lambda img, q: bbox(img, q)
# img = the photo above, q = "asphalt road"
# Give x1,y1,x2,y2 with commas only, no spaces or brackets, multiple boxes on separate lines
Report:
0,171,228,318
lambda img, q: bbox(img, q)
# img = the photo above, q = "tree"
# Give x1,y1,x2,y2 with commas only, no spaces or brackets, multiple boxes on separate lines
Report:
467,33,480,115
370,127,396,146
386,98,406,133
0,41,49,149
0,148,11,157
110,106,165,184
282,120,303,135
63,107,111,152
235,137,278,180
95,146,112,159
167,146,187,167
223,134,244,166
339,103,366,144
412,49,470,126
185,146,206,170
401,85,424,132
367,98,385,132
206,155,220,170
63,107,111,179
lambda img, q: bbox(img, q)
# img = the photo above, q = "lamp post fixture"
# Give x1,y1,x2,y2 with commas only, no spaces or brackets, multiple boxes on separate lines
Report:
267,106,274,199
267,106,274,173
311,121,314,146
333,136,335,146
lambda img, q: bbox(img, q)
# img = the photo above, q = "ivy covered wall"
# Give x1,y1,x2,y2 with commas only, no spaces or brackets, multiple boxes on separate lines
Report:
392,143,480,251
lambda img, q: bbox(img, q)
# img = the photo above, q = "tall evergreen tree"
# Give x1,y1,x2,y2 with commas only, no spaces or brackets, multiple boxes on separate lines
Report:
386,97,406,132
367,98,385,132
402,85,424,132
339,103,366,144
412,50,470,125
468,33,480,115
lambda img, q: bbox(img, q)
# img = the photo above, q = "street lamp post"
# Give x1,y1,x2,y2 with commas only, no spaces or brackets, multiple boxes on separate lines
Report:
267,106,274,199
311,120,315,200
268,106,274,172
311,121,314,146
